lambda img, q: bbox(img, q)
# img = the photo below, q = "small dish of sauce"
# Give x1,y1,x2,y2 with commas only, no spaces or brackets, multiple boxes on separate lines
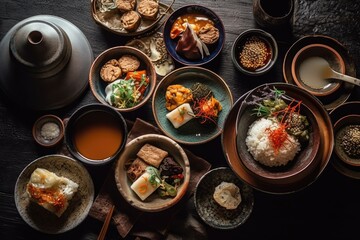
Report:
65,104,127,166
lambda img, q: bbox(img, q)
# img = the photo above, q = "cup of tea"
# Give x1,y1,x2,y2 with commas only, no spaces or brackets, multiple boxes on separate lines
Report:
253,0,294,31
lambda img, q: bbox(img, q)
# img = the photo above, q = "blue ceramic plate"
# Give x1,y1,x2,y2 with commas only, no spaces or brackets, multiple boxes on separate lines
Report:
152,66,233,145
89,46,157,112
194,167,254,229
163,4,225,66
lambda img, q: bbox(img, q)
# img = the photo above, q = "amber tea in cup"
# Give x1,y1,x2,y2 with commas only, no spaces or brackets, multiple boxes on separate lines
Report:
253,0,294,30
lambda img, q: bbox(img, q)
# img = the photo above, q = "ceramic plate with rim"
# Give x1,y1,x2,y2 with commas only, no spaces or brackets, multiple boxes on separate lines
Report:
91,0,175,37
329,101,360,179
14,154,94,234
194,167,254,229
152,66,233,145
283,35,356,111
222,83,333,194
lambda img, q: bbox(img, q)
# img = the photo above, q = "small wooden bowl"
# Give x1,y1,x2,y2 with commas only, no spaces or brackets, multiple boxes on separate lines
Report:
291,43,345,97
334,114,360,167
32,114,64,148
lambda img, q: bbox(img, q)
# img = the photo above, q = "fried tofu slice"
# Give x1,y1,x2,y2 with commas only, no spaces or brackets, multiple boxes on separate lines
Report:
137,143,168,168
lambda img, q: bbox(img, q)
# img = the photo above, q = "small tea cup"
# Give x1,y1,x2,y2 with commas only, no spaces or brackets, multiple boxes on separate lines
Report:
253,0,294,31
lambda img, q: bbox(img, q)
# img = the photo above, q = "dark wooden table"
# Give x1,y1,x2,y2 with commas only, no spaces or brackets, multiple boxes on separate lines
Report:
1,0,359,239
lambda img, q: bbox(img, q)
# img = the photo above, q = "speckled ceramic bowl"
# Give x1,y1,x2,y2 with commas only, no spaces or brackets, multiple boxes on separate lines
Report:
32,114,64,148
14,154,94,234
152,66,233,145
194,167,254,229
114,134,190,212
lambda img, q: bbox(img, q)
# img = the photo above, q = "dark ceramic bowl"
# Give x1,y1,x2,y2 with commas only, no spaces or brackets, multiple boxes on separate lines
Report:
291,43,345,97
114,134,190,212
333,115,360,167
65,103,127,166
231,29,278,76
222,83,333,194
89,46,156,112
163,4,225,66
152,66,233,145
32,114,65,148
253,0,294,31
194,167,254,229
235,84,321,184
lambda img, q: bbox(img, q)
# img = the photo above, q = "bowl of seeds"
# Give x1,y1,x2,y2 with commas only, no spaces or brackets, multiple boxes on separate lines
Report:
231,29,278,76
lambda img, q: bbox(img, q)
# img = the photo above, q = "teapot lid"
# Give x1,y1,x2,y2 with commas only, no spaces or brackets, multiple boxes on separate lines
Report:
9,20,72,78
0,15,93,111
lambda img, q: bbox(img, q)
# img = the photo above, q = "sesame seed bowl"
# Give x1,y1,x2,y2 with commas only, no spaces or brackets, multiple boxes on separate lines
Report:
231,29,278,76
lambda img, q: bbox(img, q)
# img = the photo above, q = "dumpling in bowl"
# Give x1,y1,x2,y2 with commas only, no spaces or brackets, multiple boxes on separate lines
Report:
213,181,241,210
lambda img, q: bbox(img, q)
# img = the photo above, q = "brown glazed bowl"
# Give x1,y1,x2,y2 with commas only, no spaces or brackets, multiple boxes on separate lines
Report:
89,46,156,112
235,84,321,185
114,134,190,212
291,43,346,97
333,115,360,167
32,114,65,148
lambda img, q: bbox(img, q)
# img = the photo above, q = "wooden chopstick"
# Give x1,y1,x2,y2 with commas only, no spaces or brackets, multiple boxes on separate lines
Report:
97,204,115,240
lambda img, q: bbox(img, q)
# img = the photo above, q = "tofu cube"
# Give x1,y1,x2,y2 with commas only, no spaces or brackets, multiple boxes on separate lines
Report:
130,171,159,201
166,103,194,129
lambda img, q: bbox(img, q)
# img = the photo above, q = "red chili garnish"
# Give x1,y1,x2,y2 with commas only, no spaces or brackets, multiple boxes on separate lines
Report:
171,174,184,179
266,100,302,155
192,96,222,129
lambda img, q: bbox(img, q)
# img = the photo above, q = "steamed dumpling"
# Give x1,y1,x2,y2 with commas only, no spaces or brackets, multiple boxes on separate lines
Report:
213,181,241,210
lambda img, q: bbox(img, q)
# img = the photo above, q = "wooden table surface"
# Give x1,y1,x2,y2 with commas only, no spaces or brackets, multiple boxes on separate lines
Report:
1,0,359,239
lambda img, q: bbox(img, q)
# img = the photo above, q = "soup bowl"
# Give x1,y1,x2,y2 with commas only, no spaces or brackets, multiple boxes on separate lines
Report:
291,43,346,97
65,103,128,166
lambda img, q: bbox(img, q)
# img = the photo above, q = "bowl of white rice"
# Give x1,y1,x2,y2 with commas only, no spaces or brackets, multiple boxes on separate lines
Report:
236,84,321,184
